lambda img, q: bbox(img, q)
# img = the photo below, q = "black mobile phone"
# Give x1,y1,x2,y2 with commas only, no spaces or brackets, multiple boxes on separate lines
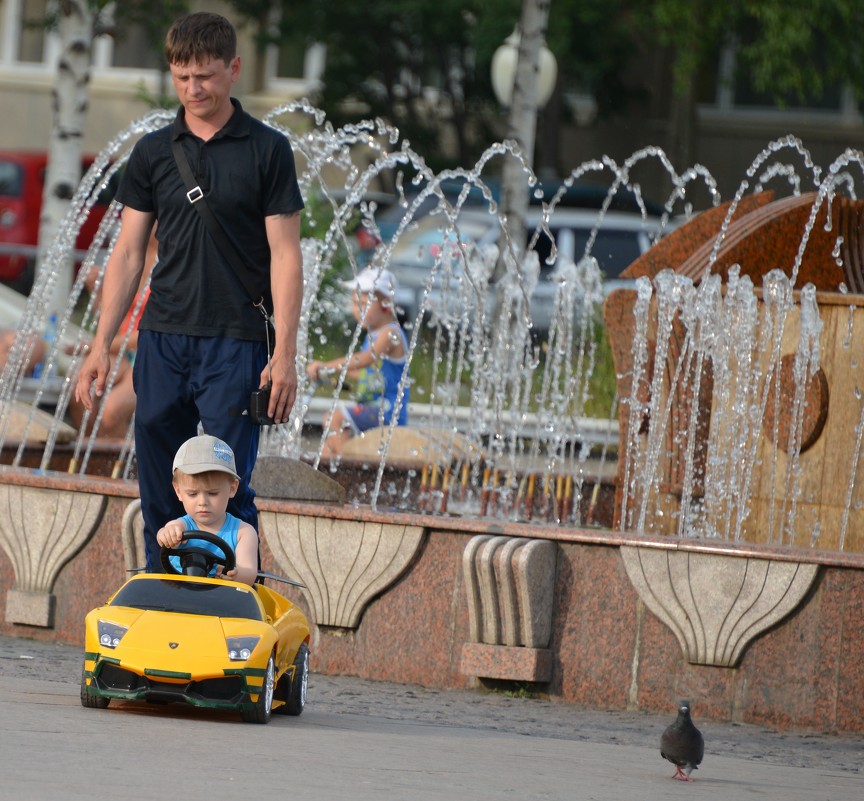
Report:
249,384,275,425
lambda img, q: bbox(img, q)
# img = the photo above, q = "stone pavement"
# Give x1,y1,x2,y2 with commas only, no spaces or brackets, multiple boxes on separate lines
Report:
1,634,861,800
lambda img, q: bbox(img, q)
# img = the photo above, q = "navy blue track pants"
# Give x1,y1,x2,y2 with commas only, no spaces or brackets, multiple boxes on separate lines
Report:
132,331,268,569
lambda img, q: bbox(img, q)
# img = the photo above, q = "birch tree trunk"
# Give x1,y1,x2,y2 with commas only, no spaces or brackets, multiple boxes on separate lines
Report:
490,0,554,402
498,0,553,263
37,0,94,315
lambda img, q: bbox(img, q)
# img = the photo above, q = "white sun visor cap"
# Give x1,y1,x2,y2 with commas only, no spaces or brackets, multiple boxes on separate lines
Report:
340,267,398,299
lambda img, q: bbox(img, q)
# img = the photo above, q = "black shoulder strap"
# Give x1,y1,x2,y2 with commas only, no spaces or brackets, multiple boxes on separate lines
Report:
171,138,268,314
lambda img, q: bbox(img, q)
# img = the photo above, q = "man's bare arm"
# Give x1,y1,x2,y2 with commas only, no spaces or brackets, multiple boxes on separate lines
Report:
263,210,303,424
75,208,155,411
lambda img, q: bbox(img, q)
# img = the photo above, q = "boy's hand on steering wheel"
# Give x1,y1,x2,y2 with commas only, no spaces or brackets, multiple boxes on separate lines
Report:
156,520,186,549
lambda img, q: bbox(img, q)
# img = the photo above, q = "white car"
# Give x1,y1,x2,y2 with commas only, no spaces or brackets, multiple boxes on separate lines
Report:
384,206,674,332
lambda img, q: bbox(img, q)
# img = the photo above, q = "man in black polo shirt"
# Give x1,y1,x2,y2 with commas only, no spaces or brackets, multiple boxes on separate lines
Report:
75,12,304,569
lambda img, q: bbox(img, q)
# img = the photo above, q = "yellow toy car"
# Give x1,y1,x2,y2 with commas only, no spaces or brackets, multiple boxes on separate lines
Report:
81,530,310,724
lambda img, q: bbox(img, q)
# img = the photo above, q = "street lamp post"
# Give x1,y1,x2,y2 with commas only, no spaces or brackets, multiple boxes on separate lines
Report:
491,28,558,110
485,3,557,441
490,2,557,280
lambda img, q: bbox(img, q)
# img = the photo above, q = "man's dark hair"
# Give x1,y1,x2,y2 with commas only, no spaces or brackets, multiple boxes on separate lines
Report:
164,12,237,66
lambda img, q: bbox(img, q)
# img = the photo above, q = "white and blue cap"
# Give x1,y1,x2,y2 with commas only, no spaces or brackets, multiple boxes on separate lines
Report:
340,266,397,299
172,434,239,479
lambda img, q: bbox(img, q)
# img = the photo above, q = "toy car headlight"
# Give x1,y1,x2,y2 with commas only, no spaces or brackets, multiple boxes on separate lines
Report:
226,636,260,661
97,620,128,649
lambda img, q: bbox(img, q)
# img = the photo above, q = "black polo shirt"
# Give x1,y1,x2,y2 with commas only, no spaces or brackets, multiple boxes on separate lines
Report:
117,99,304,341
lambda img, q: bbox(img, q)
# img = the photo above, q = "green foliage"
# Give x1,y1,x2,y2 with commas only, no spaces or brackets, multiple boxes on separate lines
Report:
736,0,864,105
111,0,189,52
109,0,190,108
132,83,180,111
628,0,733,98
583,318,618,419
299,188,365,340
397,311,618,421
56,0,864,169
269,1,554,168
625,0,864,107
544,0,646,117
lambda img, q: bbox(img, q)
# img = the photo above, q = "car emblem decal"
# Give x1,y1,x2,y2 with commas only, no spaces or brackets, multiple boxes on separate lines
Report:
169,642,179,649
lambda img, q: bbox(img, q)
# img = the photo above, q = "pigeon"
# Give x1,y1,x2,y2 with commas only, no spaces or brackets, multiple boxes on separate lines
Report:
660,699,704,781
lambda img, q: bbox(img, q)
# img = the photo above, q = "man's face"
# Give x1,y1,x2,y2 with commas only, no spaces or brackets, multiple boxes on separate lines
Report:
169,55,239,122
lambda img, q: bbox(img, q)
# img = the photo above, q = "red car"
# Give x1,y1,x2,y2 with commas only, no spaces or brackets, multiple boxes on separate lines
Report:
0,150,117,293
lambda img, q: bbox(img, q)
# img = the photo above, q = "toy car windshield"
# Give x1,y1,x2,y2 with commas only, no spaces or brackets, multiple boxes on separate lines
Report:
109,578,264,620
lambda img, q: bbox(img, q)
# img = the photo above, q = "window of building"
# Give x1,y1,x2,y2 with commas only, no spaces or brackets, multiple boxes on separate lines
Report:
1,0,159,73
16,0,51,64
2,0,319,93
711,39,861,121
260,3,324,92
106,21,163,71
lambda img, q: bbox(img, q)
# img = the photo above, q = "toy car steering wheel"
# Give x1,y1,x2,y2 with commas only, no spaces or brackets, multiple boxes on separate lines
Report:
160,530,237,577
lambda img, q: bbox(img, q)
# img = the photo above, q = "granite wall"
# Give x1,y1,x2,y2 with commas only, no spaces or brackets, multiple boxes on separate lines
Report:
0,480,862,734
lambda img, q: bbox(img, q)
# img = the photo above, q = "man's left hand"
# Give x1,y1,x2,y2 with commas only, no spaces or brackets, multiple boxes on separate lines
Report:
260,355,297,424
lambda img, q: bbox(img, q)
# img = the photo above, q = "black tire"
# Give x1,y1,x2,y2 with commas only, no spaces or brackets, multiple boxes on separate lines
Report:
241,653,275,724
276,642,308,716
80,668,109,709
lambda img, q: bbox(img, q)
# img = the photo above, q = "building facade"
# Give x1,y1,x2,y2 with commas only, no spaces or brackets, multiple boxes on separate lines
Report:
1,1,861,205
0,0,319,154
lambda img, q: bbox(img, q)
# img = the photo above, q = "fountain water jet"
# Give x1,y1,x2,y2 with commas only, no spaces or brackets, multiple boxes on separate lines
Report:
1,110,864,732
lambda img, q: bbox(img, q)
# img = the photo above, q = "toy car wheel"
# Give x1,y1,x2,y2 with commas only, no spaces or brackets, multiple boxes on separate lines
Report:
80,667,109,709
242,652,275,724
276,642,309,716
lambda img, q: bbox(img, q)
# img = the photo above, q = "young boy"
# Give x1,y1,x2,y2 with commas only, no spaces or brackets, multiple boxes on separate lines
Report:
305,267,410,456
156,434,259,585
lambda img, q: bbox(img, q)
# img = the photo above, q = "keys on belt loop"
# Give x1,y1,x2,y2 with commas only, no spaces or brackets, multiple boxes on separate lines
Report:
254,297,274,382
253,297,269,319
186,186,204,204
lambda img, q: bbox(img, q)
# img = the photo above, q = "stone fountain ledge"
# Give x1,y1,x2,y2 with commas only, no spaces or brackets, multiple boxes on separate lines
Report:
1,469,863,732
5,460,860,569
2,464,861,591
266,500,851,672
0,466,140,498
267,497,864,569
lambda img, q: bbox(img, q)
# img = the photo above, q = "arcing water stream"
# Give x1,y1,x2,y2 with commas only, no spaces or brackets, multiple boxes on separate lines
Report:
2,104,862,553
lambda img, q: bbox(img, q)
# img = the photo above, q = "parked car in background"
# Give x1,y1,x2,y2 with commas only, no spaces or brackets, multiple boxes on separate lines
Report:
367,176,664,246
0,150,118,294
385,204,675,332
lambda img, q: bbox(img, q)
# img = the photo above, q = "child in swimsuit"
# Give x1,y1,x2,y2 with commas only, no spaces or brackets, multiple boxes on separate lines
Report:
305,267,410,456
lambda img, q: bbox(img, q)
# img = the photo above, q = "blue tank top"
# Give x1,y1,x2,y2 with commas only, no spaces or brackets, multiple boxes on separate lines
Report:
168,513,241,576
352,322,410,425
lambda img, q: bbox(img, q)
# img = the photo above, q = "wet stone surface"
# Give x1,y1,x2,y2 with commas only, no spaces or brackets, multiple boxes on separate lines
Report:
1,634,861,774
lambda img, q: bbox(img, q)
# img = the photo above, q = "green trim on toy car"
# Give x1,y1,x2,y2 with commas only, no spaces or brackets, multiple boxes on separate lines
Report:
144,667,193,679
240,667,268,678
